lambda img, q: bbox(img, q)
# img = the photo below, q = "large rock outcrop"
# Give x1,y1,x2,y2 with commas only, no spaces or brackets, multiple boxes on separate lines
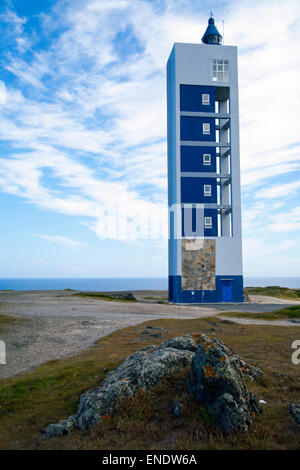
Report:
44,334,198,439
188,334,263,435
44,333,263,439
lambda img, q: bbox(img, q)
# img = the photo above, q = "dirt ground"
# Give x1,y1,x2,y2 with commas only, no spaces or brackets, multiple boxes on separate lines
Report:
0,289,299,379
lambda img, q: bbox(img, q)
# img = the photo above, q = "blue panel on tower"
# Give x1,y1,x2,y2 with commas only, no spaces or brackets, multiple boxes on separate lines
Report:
168,275,244,303
180,116,216,141
180,146,216,172
180,85,215,113
181,177,217,203
204,208,218,236
181,207,218,237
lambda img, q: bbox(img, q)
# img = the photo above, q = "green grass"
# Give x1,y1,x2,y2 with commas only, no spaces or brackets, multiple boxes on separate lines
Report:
0,314,22,333
246,286,300,301
0,316,300,450
73,292,137,302
144,296,168,300
219,305,300,321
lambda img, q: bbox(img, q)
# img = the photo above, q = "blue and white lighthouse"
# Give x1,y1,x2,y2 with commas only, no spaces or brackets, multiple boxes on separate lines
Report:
167,16,243,303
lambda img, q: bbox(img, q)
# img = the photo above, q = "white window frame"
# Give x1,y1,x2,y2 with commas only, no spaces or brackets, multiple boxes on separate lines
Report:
202,93,210,105
203,153,211,165
203,123,210,135
205,216,212,229
212,59,229,82
204,185,212,197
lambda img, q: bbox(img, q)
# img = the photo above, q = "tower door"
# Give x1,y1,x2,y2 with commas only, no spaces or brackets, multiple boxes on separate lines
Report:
221,280,233,302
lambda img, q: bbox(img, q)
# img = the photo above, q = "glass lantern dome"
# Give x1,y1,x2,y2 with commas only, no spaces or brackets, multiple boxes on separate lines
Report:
201,17,222,45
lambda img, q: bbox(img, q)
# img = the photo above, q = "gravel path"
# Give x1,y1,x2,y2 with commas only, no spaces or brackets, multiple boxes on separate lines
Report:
0,290,299,379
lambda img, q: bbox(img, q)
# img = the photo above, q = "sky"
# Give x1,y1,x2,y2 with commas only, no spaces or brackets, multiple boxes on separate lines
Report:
0,0,299,278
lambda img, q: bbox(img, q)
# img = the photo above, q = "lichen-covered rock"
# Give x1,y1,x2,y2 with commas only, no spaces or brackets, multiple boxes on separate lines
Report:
157,334,199,353
111,292,136,301
290,404,300,424
44,415,76,439
188,334,262,435
43,332,263,440
171,401,183,420
43,334,198,439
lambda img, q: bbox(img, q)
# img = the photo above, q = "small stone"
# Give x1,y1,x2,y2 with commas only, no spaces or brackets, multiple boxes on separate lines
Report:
171,401,183,420
290,404,300,424
42,415,76,439
142,331,162,337
145,325,164,330
110,292,136,301
141,330,162,337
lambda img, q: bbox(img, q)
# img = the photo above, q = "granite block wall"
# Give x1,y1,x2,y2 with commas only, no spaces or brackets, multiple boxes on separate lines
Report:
181,239,215,290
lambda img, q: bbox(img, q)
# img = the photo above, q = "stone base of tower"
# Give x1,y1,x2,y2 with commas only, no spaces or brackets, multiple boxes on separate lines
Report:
168,275,243,303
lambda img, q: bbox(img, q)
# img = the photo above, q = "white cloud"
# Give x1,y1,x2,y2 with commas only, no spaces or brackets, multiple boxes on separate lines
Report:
241,163,300,187
244,236,297,255
269,206,300,233
0,8,31,52
243,236,300,276
30,233,88,250
256,180,300,200
0,0,299,275
29,259,47,268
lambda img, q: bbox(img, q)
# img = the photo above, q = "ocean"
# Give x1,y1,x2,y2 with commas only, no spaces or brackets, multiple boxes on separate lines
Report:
0,277,299,291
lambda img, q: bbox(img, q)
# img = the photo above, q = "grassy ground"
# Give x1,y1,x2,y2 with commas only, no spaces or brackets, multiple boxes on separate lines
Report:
0,313,22,333
144,296,169,301
0,316,299,450
245,286,300,301
73,292,137,302
219,305,300,322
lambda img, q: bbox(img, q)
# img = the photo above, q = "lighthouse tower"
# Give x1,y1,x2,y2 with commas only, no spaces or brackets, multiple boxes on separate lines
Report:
167,16,243,303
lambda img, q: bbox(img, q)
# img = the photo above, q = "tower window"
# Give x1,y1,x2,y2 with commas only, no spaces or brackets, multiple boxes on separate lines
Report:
203,123,210,134
203,154,211,165
204,185,211,196
212,59,229,81
205,216,212,228
202,93,210,105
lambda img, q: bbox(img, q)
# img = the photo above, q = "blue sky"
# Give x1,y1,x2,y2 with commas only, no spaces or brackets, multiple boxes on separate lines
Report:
0,0,299,278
